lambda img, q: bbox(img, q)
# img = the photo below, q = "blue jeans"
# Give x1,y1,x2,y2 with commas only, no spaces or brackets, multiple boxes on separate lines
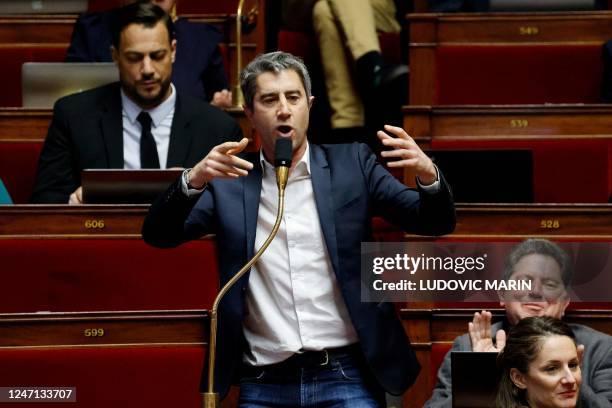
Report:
238,350,385,408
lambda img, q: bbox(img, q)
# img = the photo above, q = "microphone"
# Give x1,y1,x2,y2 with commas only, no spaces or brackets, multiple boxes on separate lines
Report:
202,138,293,408
274,138,292,192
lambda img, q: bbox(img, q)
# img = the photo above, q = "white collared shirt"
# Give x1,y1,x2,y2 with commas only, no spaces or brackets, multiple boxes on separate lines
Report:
120,84,176,169
242,143,359,366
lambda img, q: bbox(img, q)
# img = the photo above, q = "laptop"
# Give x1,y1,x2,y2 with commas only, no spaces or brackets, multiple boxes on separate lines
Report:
0,0,88,14
451,351,501,408
426,149,533,203
81,169,183,204
22,62,118,108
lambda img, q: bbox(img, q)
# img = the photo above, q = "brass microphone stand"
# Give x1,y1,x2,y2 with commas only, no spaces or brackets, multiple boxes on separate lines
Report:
202,166,289,408
231,0,259,107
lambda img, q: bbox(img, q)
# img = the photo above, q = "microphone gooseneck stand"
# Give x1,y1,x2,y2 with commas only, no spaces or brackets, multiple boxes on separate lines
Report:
202,139,292,408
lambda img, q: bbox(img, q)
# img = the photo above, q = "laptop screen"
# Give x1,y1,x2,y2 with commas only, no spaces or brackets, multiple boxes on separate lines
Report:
81,169,183,204
426,149,534,203
22,62,118,108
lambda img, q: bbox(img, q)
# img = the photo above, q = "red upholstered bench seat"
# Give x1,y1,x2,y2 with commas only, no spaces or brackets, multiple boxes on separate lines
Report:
0,239,219,313
435,44,603,105
0,141,43,204
0,346,205,407
0,45,67,107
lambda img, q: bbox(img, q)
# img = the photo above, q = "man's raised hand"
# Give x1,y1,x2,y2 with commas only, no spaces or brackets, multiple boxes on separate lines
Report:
378,124,437,185
468,310,507,353
187,137,253,188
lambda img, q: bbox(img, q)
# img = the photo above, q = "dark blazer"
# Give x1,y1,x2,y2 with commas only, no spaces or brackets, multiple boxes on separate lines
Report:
65,11,228,102
30,82,242,204
425,320,612,407
142,142,456,398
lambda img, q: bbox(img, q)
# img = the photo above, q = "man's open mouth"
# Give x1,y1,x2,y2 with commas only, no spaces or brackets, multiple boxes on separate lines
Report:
277,125,293,136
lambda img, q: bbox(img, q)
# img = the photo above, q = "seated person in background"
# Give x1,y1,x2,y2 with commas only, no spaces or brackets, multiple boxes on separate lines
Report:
497,316,581,408
66,0,232,107
425,238,612,407
311,0,408,144
0,179,12,204
30,1,241,204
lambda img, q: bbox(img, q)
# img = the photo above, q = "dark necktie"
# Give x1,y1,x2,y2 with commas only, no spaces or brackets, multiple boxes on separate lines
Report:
137,111,160,169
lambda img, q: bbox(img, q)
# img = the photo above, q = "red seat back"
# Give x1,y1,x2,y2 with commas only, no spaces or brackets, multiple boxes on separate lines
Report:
277,30,314,61
436,44,603,105
0,141,43,204
0,346,204,407
0,239,219,313
0,46,67,107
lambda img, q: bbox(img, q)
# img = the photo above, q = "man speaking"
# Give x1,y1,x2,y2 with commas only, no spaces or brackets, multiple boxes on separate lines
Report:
142,51,455,407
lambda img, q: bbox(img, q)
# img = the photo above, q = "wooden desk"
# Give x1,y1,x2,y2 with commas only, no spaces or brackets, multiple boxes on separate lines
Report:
2,203,611,239
0,15,75,43
0,310,214,407
409,11,612,44
0,13,263,46
379,204,612,240
0,107,252,142
0,108,52,141
402,308,612,344
443,203,612,239
0,206,221,313
411,0,612,12
0,204,148,237
0,310,207,347
404,104,612,145
402,105,612,203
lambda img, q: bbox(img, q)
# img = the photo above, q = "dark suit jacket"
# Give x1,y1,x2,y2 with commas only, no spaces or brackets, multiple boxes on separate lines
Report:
65,11,228,101
425,320,612,407
30,82,242,204
142,142,456,398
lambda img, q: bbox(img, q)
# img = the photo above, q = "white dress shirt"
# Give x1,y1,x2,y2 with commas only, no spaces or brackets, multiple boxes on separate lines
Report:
242,143,359,366
120,84,176,169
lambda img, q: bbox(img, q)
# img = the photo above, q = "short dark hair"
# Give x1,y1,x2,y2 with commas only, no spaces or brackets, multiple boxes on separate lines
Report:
503,239,573,287
111,0,175,49
496,316,577,407
240,51,312,110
